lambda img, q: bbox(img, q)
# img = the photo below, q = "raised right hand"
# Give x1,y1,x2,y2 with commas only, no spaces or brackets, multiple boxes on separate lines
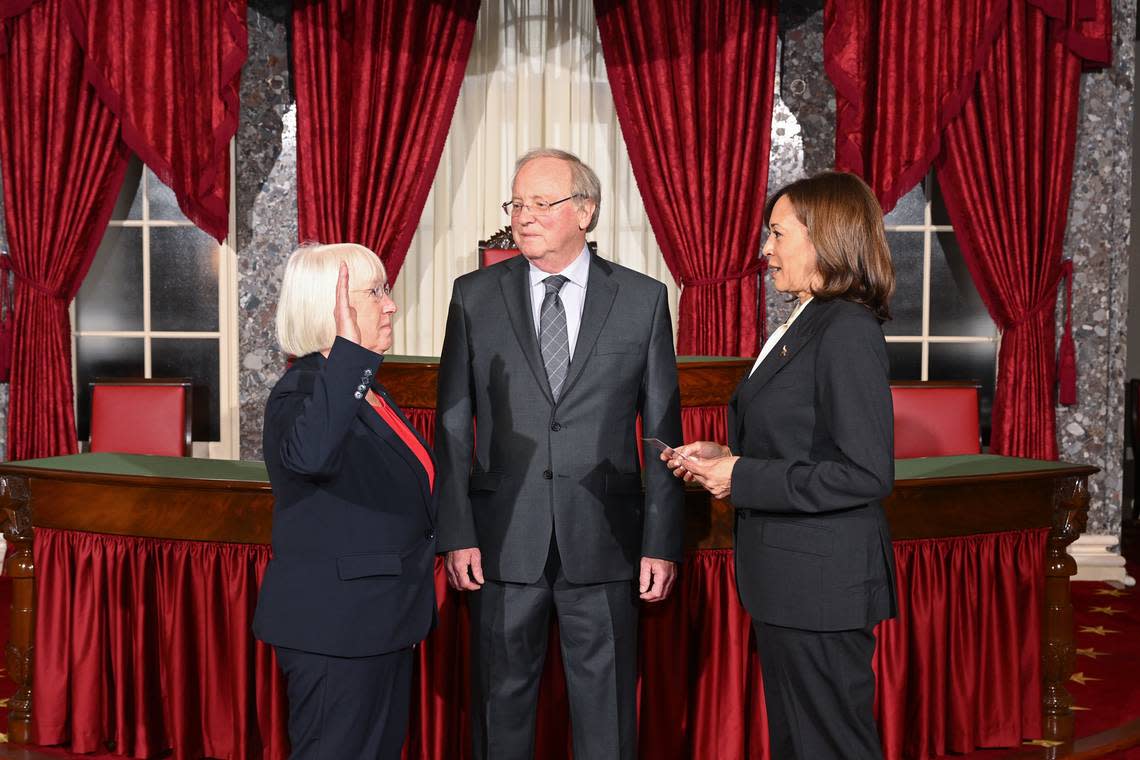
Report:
445,547,485,591
334,261,361,345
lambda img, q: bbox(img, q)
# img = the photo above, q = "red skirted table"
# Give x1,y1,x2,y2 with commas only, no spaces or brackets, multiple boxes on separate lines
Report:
0,451,1094,760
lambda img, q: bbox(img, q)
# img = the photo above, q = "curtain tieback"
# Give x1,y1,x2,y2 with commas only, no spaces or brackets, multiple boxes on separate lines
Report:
1003,260,1077,406
11,269,65,300
681,259,765,288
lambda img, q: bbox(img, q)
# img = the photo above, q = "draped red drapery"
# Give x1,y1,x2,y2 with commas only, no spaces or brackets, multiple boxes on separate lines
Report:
934,2,1106,459
57,0,248,241
0,0,129,461
594,0,777,357
33,526,1046,760
0,0,247,459
293,0,479,282
824,0,1111,459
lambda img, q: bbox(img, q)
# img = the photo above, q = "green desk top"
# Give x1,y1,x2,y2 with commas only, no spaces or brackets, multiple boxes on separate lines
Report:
0,452,1090,485
894,454,1091,481
6,453,269,482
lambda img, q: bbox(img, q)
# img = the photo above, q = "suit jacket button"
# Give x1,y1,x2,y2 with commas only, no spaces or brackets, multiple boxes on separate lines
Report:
424,529,435,540
363,368,374,377
357,383,368,392
543,469,553,479
551,422,561,431
353,391,364,399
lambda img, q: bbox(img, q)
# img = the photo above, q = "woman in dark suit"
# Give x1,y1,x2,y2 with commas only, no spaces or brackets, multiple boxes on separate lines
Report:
666,172,897,759
253,243,437,759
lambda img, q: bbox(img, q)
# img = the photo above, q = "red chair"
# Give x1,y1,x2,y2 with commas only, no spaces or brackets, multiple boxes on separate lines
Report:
479,226,520,268
478,226,598,268
890,381,981,459
89,378,193,457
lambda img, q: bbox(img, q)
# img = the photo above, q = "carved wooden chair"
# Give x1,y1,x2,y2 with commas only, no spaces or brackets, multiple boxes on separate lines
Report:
478,226,598,268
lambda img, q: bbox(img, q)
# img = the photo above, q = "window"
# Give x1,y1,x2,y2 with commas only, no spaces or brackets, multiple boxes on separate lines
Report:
72,156,239,458
883,173,998,445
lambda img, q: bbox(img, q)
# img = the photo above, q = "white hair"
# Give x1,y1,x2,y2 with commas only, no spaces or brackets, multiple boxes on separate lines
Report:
275,242,387,356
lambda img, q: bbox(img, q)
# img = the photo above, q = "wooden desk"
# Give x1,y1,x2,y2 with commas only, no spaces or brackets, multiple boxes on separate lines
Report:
0,452,1095,753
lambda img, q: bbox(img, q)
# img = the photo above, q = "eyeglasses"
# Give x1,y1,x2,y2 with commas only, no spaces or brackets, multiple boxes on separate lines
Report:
353,283,393,300
501,195,581,218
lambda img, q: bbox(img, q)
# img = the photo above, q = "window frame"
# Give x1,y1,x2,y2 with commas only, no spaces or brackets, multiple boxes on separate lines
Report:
70,146,240,459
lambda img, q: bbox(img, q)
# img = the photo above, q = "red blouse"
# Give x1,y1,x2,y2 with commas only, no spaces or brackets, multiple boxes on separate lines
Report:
369,396,435,491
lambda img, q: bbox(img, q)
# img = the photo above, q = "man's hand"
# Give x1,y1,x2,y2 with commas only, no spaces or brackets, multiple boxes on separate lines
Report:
445,548,485,591
639,557,677,602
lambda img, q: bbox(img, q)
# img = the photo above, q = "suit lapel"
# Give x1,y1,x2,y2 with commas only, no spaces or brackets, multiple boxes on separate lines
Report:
357,391,433,515
557,254,617,403
736,299,832,413
499,258,555,404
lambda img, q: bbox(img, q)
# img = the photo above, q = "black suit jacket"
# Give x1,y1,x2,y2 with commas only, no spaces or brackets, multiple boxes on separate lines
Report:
253,337,438,657
434,253,684,585
729,298,898,631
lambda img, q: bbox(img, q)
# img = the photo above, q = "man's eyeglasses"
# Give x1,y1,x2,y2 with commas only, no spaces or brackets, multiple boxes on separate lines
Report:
501,195,581,217
353,283,393,300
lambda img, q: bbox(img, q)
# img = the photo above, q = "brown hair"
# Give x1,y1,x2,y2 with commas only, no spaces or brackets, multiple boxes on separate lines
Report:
764,171,895,321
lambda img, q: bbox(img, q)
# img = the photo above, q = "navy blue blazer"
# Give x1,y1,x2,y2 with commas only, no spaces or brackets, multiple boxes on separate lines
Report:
253,337,438,657
729,298,898,632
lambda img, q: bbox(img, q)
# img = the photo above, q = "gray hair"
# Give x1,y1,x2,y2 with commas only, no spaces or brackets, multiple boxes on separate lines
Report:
275,242,387,356
514,148,602,232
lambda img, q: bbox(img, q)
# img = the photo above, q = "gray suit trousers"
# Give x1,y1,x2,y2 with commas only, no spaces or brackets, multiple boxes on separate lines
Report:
468,540,639,760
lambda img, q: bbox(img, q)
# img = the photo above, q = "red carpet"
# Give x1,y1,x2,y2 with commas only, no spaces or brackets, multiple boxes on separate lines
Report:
0,570,1136,759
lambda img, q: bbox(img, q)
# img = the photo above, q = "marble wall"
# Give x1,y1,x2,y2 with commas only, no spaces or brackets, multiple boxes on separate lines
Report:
236,0,297,459
1056,0,1136,535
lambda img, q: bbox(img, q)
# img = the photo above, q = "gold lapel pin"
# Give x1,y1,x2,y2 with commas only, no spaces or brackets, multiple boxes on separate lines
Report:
779,345,789,358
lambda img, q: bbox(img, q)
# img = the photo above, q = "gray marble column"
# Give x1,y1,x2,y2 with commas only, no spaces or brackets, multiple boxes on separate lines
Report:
236,0,298,461
1056,0,1136,536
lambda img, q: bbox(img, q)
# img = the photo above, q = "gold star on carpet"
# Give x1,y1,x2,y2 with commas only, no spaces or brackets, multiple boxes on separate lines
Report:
1095,589,1129,597
1089,606,1125,616
1079,625,1120,636
1070,672,1101,685
0,732,8,743
1024,739,1064,748
1077,647,1109,659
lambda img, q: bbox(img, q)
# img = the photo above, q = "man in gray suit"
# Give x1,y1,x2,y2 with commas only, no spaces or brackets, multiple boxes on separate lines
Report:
435,148,684,760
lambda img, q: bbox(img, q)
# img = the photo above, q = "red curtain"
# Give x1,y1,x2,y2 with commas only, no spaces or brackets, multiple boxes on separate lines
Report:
934,2,1109,459
33,527,1045,760
824,0,1111,460
56,0,248,242
824,0,1009,214
293,0,479,282
0,0,129,461
594,0,777,357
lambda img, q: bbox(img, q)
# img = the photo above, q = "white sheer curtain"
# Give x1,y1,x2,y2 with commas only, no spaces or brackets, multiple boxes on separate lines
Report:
390,0,678,356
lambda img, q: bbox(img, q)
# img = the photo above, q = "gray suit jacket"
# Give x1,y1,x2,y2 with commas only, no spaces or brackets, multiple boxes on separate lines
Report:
435,252,684,585
729,298,898,631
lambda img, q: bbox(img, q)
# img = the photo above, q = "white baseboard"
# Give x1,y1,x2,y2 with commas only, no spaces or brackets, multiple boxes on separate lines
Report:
1068,534,1136,587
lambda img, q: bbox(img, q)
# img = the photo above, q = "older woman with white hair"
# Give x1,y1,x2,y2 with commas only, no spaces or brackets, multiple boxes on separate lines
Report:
253,242,437,759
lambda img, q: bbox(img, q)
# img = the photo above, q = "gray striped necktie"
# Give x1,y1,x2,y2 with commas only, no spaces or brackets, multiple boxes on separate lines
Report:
540,275,570,401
